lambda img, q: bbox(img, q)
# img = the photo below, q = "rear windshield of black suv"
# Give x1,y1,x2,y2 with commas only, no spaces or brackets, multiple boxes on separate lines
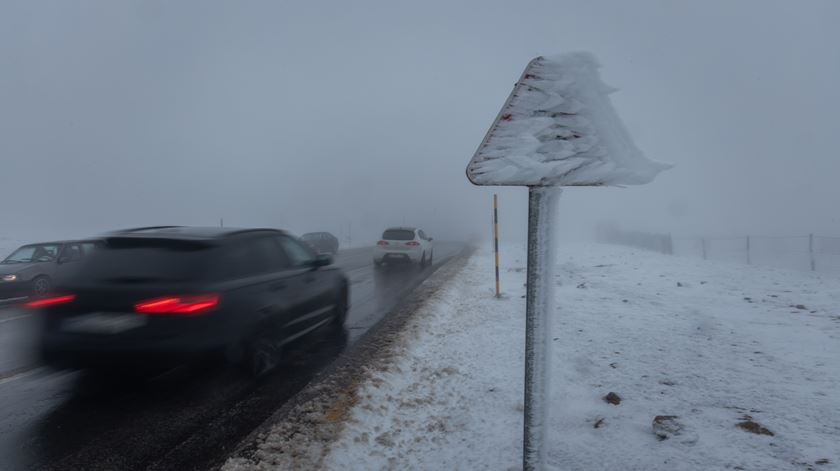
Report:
73,237,215,283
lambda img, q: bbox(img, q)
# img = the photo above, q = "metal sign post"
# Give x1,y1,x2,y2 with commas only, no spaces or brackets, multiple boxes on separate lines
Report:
523,186,560,466
467,52,669,471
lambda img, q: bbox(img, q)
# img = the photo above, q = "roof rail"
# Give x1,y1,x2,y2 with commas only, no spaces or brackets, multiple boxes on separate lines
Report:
113,225,182,233
223,228,286,237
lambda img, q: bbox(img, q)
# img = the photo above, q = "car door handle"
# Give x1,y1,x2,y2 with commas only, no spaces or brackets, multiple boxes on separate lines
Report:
270,282,287,291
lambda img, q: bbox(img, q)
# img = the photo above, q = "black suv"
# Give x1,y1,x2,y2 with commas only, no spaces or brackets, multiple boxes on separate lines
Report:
33,226,348,376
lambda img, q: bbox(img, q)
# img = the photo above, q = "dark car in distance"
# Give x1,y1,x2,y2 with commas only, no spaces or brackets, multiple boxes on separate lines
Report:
0,240,102,300
301,232,339,255
33,226,348,376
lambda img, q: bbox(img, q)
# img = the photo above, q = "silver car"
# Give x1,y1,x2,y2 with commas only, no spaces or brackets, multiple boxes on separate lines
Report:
0,240,102,300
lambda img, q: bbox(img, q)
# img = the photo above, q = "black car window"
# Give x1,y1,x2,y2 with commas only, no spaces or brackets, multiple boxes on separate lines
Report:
224,236,291,279
60,244,83,262
382,230,415,241
81,242,100,255
418,230,427,240
277,236,316,267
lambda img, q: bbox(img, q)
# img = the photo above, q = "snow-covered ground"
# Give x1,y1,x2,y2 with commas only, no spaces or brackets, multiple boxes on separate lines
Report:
229,243,840,470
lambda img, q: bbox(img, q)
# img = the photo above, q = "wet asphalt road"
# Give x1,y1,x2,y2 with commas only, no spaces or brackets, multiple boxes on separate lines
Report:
0,243,463,471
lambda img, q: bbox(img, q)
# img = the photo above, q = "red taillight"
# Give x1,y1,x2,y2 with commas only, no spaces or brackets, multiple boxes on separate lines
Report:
406,241,420,246
26,294,76,308
377,240,389,246
134,294,220,315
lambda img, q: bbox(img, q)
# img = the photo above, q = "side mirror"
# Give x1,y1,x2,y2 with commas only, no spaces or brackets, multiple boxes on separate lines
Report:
313,254,333,267
428,237,434,241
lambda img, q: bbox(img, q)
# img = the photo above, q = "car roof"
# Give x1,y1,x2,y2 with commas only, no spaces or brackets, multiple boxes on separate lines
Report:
17,239,100,246
384,227,417,232
108,226,287,240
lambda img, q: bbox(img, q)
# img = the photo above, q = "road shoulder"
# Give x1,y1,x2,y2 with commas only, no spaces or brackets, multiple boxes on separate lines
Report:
221,247,474,470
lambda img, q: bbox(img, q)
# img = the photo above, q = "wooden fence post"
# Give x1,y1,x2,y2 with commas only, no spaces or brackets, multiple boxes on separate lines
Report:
809,233,815,271
746,235,751,265
701,237,707,260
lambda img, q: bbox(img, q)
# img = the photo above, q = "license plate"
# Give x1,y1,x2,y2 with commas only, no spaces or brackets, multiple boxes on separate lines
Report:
61,312,147,334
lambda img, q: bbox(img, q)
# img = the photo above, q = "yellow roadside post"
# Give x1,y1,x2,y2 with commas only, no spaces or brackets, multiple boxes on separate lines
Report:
493,194,501,298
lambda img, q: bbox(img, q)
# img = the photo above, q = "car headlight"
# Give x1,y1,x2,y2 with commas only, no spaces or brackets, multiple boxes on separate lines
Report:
2,274,17,282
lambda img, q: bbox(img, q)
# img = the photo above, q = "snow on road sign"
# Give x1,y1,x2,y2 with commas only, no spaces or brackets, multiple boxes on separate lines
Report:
467,52,670,187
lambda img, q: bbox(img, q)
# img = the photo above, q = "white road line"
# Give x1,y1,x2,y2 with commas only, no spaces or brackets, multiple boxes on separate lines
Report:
0,313,31,324
0,367,44,386
0,296,28,306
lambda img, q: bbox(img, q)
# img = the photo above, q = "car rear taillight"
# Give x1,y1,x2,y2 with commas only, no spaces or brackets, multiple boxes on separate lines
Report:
377,240,389,246
134,294,220,315
26,294,76,308
406,241,420,246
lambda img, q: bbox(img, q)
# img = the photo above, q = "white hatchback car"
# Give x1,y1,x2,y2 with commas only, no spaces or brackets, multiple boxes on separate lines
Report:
373,227,434,268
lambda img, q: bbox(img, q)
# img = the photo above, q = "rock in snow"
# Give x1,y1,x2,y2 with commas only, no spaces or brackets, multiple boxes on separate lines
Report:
603,392,622,405
652,415,682,441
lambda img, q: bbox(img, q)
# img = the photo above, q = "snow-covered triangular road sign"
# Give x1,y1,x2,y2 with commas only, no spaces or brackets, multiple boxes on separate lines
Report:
467,52,670,187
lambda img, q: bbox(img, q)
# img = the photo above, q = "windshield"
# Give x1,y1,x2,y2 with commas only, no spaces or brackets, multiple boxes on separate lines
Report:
2,244,60,264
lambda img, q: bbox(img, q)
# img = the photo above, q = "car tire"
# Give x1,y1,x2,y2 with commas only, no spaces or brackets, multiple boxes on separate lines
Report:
374,260,383,269
428,250,434,266
244,332,281,378
419,252,427,269
331,287,348,327
32,276,51,298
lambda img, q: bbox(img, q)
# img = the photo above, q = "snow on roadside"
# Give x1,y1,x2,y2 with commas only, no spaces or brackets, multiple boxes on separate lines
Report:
321,249,528,470
236,244,840,470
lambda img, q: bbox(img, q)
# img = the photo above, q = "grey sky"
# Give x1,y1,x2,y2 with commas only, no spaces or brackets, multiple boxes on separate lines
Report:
1,0,838,244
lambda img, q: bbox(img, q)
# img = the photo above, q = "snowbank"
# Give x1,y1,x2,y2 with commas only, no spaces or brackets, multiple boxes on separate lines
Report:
231,244,840,470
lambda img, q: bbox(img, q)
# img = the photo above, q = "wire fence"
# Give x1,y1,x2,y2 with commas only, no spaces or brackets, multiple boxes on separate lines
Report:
671,234,840,274
599,225,840,275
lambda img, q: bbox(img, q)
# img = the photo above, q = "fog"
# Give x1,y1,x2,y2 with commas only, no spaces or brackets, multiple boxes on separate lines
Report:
1,0,838,246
